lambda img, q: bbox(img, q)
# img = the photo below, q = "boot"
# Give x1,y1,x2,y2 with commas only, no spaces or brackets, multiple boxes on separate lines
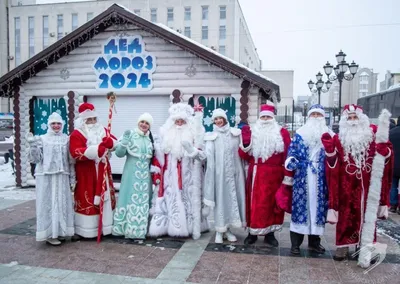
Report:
46,238,61,246
71,234,81,242
215,232,223,244
308,235,325,254
224,230,237,242
389,205,397,213
264,232,279,247
244,233,258,245
290,231,304,255
333,247,349,261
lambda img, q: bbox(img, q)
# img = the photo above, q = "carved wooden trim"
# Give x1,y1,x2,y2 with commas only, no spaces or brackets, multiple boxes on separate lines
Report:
67,91,75,133
240,80,250,123
13,86,22,187
172,89,181,103
83,95,88,103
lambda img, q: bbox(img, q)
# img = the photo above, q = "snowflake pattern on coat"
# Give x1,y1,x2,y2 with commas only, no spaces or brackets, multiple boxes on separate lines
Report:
286,134,328,227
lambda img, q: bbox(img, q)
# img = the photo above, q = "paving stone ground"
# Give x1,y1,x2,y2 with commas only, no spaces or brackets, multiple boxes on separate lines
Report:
0,198,399,283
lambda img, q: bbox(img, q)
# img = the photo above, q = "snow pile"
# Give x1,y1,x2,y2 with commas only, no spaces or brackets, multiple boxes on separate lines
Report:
0,162,35,201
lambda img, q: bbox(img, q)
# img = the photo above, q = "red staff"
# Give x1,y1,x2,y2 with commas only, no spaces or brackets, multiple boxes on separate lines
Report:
97,92,116,243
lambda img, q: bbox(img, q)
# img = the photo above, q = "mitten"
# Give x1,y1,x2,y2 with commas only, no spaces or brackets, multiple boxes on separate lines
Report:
241,125,251,147
376,143,390,157
321,132,335,154
181,140,194,154
100,137,114,149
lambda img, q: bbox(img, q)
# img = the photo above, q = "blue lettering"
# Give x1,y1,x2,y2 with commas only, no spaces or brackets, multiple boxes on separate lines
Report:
99,74,109,88
121,57,131,70
132,56,144,70
119,38,127,52
138,73,151,88
110,73,125,89
128,38,142,54
109,57,121,70
104,39,118,54
145,55,154,70
127,73,137,88
94,57,108,70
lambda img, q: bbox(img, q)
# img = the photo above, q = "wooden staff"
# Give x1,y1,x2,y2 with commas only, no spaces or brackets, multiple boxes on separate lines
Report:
97,92,116,243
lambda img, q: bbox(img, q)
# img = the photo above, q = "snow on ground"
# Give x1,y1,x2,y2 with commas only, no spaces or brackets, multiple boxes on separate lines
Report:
0,161,36,201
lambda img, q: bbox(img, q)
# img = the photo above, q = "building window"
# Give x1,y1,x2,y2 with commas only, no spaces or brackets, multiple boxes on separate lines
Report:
43,16,49,49
87,12,93,21
72,13,78,31
57,14,63,40
219,45,226,55
184,7,191,21
15,17,21,65
220,6,226,19
167,8,174,22
150,8,157,22
134,9,140,16
219,25,226,40
202,26,208,40
202,6,208,20
28,17,35,58
184,27,191,38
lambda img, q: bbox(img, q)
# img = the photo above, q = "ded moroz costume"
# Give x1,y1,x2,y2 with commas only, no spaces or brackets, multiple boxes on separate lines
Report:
239,101,291,246
69,103,117,239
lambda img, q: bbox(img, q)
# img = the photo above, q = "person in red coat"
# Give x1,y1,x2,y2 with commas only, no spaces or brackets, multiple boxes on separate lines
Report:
239,101,291,246
69,102,117,239
322,104,393,262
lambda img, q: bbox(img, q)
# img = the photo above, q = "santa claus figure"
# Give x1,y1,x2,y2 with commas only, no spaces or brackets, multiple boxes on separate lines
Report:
239,102,291,246
203,108,246,244
69,103,117,239
284,104,333,255
148,103,209,238
322,104,393,263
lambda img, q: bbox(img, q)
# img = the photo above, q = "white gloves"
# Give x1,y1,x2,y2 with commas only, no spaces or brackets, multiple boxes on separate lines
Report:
181,141,194,154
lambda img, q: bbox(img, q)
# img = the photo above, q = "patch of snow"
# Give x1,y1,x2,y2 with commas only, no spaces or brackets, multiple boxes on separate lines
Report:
128,255,135,258
5,261,18,267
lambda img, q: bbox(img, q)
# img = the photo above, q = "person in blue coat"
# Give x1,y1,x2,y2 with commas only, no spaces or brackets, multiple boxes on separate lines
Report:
112,113,160,239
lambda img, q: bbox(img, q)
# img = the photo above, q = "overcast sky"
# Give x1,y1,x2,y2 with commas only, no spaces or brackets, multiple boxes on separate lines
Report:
37,0,400,97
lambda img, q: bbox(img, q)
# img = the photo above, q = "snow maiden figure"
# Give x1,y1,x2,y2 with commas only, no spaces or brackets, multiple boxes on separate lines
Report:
112,113,160,239
148,103,209,238
203,108,246,243
28,112,75,246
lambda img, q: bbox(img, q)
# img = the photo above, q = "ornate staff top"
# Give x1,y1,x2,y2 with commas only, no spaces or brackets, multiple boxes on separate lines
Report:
107,92,117,103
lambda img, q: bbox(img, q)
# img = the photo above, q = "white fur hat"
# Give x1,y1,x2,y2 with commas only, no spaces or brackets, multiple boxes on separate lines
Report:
211,108,228,121
168,103,194,121
48,112,63,125
137,112,153,127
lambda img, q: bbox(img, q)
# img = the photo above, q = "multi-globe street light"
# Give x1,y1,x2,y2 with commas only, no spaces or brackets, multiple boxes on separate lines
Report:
307,72,332,104
323,50,359,112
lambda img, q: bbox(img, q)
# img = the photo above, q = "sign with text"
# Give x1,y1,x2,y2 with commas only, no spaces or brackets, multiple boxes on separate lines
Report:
93,36,157,91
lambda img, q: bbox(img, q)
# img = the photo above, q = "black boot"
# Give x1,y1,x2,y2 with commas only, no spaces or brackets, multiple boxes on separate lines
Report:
290,231,304,255
389,205,397,213
264,232,279,247
308,235,325,254
244,233,258,245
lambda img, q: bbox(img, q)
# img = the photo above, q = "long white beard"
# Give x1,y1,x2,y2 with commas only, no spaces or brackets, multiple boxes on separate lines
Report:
161,124,194,159
297,117,328,148
83,123,106,147
252,119,284,162
339,115,373,168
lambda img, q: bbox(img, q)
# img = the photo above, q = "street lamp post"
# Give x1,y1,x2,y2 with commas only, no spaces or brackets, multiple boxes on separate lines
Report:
323,50,359,112
307,72,332,104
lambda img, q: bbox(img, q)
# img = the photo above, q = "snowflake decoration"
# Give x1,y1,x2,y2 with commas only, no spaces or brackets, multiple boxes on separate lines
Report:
40,123,47,131
229,115,236,123
56,110,62,115
185,64,197,77
60,68,70,80
203,115,213,127
41,110,47,117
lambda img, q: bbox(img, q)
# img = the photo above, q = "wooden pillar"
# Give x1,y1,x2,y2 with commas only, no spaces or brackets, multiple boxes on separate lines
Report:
13,86,22,187
29,96,36,133
67,91,75,133
172,89,181,103
240,80,250,124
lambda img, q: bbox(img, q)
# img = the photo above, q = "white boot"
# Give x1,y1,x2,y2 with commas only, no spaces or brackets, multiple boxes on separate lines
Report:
215,232,223,243
224,230,237,242
46,238,61,246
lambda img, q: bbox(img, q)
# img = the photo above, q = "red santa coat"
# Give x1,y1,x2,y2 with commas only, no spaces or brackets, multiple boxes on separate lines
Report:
325,126,393,247
239,128,291,235
69,128,117,238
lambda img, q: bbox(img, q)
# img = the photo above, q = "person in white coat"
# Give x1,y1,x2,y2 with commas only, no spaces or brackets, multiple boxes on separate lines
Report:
28,112,75,246
203,108,246,243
